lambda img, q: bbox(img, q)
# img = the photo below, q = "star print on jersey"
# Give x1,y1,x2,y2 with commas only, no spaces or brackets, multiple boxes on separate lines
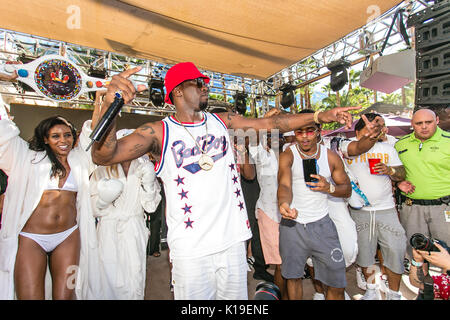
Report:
174,175,185,186
232,175,238,184
229,163,235,171
178,189,189,200
234,188,241,198
182,204,192,214
238,201,244,210
184,217,194,229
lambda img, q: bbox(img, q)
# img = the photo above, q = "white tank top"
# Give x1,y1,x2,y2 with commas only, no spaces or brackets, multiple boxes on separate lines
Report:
290,144,331,224
156,112,252,259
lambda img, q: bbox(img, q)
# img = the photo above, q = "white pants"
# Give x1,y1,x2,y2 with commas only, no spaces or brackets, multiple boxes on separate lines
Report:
171,241,248,300
328,199,359,267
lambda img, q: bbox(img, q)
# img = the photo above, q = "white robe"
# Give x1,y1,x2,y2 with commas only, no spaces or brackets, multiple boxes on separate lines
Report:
90,154,161,299
0,119,103,299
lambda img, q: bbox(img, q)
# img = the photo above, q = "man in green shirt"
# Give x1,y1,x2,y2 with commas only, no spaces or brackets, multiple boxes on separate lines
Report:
395,109,450,256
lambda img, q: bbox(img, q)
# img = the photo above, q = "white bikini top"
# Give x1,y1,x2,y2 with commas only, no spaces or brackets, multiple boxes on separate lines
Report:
45,170,78,192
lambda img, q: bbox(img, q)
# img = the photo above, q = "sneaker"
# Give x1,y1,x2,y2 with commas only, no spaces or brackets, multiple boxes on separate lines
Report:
386,290,402,300
247,256,255,272
355,266,367,291
344,291,351,300
403,258,410,274
253,270,274,282
360,285,382,300
160,238,169,251
302,265,312,279
313,292,325,300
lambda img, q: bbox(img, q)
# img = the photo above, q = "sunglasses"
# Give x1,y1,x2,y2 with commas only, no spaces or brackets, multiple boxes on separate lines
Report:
295,128,318,136
184,78,209,89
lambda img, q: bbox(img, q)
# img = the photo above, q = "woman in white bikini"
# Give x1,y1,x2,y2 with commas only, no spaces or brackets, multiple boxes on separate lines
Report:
0,111,102,300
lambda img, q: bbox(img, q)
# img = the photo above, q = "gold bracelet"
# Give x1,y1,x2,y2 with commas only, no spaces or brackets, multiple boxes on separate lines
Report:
389,166,396,176
313,110,322,124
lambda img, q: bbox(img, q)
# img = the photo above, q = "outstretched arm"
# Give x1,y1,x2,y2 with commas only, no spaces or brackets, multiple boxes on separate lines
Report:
346,116,386,157
91,67,162,165
217,106,360,133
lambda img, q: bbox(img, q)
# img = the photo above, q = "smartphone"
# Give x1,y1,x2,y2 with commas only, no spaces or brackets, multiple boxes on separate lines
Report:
303,159,318,185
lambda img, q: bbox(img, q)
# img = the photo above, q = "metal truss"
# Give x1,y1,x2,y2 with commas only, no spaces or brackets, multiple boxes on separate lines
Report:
0,1,431,115
0,28,257,115
264,0,428,92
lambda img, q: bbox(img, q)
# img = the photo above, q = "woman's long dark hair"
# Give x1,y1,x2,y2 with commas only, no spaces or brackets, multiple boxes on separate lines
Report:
28,116,78,178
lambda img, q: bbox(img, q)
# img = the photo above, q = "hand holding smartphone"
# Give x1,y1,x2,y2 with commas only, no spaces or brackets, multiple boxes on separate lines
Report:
303,159,318,187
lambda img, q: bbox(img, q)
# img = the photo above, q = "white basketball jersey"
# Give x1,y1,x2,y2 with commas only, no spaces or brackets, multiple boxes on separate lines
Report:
290,144,331,224
156,112,252,259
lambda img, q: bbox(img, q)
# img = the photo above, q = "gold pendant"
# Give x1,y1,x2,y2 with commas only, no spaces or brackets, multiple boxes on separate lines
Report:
199,154,214,171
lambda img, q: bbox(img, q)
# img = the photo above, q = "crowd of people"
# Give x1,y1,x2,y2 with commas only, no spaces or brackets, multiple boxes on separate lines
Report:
0,61,448,300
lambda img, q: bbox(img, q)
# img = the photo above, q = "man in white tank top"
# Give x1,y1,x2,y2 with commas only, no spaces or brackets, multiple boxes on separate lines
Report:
90,62,361,300
278,120,352,300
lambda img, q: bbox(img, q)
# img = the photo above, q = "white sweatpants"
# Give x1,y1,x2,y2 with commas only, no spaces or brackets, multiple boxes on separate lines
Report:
171,241,248,300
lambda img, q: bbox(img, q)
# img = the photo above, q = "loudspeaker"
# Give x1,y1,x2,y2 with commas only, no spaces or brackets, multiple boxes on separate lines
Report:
416,42,450,78
416,73,450,106
414,11,450,51
360,49,416,94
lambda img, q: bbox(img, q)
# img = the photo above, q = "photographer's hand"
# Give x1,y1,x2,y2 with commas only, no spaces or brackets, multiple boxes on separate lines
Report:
418,242,450,272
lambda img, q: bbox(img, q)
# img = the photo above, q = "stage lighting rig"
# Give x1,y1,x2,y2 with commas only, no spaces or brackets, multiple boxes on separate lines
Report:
327,58,351,92
279,83,296,109
148,78,165,107
234,92,248,115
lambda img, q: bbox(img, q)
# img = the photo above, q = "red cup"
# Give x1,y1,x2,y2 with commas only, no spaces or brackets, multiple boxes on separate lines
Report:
368,158,381,174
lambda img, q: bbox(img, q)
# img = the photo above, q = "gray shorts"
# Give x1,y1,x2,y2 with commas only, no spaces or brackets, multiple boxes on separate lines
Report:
279,214,346,289
399,203,450,258
349,207,406,275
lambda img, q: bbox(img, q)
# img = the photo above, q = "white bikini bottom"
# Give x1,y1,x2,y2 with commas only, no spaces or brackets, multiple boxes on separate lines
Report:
19,225,78,253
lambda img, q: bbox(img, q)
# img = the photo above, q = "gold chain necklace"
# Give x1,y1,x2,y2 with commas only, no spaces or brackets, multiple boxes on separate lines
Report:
174,112,214,171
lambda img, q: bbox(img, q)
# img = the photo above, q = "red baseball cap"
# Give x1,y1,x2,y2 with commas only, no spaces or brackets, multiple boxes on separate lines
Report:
164,62,210,104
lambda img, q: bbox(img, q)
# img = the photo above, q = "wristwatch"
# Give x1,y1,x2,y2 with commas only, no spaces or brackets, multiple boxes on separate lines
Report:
328,183,336,194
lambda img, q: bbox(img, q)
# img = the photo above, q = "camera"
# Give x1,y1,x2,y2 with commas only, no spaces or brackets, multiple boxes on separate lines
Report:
409,233,450,253
254,282,281,300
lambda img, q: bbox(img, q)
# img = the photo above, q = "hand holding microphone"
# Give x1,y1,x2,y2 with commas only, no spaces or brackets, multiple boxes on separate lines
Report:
87,66,147,150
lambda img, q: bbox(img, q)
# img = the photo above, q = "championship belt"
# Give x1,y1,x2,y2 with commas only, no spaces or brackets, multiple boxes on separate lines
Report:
0,54,109,102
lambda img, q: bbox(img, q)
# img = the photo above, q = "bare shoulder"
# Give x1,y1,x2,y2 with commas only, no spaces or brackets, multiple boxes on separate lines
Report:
327,148,344,169
125,121,163,160
279,147,294,167
134,121,163,139
216,112,240,129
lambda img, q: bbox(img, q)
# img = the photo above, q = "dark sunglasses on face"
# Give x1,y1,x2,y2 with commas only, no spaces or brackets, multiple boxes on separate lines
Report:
185,78,209,89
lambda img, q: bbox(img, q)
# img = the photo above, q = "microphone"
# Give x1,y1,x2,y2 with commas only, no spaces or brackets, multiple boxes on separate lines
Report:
86,91,124,151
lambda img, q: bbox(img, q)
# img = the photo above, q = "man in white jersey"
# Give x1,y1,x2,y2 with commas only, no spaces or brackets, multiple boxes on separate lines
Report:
90,62,360,300
345,113,407,300
277,119,352,300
